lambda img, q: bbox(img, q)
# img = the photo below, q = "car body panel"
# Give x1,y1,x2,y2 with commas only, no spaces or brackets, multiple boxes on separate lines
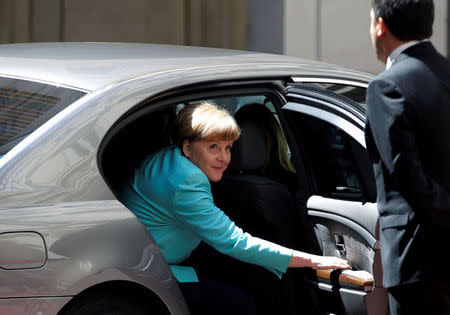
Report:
0,232,47,270
0,297,71,315
0,42,371,93
0,200,188,313
0,43,381,314
0,61,373,204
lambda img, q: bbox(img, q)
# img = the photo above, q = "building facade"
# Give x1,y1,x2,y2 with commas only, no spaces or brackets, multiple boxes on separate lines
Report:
0,0,448,74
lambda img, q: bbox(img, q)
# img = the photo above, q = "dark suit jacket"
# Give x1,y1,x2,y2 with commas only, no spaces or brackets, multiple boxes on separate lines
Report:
365,42,450,288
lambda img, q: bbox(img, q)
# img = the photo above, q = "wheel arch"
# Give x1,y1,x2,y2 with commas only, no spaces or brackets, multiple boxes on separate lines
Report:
57,280,170,315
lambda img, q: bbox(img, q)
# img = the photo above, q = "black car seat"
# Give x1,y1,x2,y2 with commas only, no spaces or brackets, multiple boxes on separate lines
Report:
196,107,316,315
213,118,299,247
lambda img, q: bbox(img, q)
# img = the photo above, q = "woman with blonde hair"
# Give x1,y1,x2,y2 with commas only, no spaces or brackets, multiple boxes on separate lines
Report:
120,102,349,314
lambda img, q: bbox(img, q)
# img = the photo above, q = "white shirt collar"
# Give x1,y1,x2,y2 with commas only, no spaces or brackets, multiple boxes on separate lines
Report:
386,40,423,70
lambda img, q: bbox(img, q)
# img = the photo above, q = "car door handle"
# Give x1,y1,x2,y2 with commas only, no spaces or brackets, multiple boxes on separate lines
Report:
333,233,346,254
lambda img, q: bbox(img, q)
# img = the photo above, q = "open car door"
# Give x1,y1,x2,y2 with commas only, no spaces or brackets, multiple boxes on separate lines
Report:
282,82,388,315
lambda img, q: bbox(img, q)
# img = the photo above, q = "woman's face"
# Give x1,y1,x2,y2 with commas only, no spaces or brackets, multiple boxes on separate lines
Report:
182,138,233,182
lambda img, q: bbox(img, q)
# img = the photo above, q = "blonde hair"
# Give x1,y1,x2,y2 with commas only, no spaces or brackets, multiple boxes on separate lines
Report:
173,102,240,147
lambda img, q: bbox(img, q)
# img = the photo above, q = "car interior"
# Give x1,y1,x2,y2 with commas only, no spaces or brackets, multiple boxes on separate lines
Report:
99,85,380,314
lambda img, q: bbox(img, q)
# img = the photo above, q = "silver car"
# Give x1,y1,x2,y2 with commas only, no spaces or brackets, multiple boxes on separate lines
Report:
0,43,385,314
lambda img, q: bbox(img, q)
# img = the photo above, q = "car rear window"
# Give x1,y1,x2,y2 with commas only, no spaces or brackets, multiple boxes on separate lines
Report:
0,77,86,157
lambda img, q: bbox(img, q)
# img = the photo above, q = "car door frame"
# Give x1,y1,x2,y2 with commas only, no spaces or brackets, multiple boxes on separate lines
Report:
98,76,388,315
280,80,387,315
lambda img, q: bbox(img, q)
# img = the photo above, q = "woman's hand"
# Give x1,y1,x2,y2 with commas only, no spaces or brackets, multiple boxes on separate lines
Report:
306,254,350,270
288,251,350,270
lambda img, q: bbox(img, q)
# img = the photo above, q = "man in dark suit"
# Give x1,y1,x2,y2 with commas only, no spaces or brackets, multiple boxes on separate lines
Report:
365,0,450,314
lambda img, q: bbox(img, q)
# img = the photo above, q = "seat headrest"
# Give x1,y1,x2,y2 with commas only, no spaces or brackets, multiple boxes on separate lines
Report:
228,119,268,172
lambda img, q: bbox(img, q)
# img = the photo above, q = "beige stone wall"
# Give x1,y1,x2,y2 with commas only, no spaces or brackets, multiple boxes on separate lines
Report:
284,0,448,75
0,0,448,75
62,0,184,44
31,0,62,42
0,0,32,43
0,0,246,49
187,0,246,48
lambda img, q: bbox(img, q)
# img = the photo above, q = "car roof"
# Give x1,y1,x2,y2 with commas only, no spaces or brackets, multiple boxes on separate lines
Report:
0,42,372,92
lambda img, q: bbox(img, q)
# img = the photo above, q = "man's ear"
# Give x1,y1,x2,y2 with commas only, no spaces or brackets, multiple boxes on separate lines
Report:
182,139,191,158
376,17,387,37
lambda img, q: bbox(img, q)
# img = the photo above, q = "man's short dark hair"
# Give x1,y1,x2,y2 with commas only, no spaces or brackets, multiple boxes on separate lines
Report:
372,0,434,41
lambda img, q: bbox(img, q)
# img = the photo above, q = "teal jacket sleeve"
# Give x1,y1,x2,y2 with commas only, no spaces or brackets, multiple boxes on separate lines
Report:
172,171,293,278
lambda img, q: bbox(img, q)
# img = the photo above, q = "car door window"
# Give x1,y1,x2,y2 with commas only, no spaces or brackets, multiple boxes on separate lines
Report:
283,85,379,315
0,77,86,157
284,85,376,203
301,82,367,109
288,111,365,201
291,77,369,110
102,91,295,196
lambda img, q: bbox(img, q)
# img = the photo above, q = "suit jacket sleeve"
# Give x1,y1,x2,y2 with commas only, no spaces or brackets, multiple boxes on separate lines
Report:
367,77,450,214
171,171,293,278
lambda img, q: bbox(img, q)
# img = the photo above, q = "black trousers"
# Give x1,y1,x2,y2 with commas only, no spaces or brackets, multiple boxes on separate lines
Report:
388,281,450,315
178,275,258,315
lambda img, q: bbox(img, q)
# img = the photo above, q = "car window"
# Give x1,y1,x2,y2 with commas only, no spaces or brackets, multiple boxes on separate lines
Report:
0,77,86,156
102,92,295,197
302,82,367,110
287,111,366,202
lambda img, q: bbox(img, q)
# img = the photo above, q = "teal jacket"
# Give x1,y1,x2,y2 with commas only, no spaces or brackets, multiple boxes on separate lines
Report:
120,146,293,282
